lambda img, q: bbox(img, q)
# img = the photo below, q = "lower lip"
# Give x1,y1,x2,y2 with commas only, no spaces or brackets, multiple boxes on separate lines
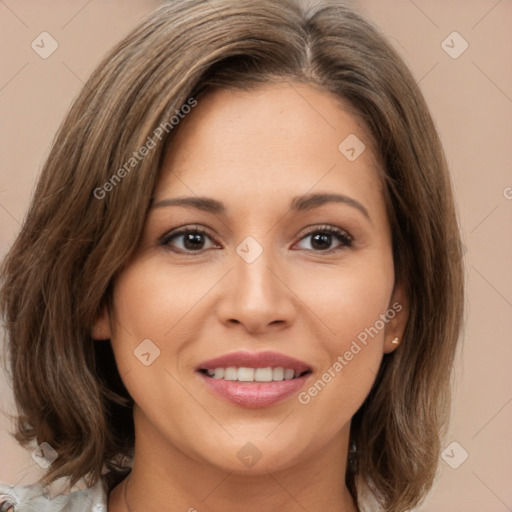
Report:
198,371,311,408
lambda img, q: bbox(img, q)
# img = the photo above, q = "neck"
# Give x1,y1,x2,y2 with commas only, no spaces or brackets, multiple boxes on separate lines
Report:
110,407,358,512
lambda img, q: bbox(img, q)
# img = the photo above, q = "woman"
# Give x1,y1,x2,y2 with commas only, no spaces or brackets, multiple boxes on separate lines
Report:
0,0,464,511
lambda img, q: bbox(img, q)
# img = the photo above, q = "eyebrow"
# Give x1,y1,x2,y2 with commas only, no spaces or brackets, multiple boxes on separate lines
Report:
152,193,371,221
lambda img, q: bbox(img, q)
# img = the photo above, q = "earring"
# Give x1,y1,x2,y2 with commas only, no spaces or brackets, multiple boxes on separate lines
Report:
391,337,400,345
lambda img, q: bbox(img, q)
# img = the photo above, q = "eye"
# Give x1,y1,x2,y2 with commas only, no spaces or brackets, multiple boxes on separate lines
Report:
160,225,220,254
295,225,353,252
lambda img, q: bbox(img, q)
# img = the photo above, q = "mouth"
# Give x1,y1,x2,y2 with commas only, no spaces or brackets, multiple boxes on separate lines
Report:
196,351,313,408
198,367,312,382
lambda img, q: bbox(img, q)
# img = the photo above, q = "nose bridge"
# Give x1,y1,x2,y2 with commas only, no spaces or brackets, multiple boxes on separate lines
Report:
235,242,278,302
217,237,295,330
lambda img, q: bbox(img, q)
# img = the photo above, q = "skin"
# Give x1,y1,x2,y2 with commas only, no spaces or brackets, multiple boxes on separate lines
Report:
93,82,409,512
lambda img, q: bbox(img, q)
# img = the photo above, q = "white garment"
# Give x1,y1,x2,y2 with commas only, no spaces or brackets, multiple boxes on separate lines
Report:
0,475,384,511
0,477,107,512
357,478,386,512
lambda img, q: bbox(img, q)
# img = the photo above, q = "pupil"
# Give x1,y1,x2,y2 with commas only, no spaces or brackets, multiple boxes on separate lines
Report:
184,232,204,250
312,233,331,250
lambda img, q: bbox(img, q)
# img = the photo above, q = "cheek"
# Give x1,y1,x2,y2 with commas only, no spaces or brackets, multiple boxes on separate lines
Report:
107,258,227,403
110,258,218,345
292,253,394,418
296,251,395,345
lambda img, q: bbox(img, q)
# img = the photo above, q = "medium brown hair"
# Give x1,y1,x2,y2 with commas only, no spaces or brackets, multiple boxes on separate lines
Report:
0,1,464,510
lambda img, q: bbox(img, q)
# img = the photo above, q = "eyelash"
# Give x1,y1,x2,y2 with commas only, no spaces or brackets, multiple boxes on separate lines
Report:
160,224,353,255
300,225,353,251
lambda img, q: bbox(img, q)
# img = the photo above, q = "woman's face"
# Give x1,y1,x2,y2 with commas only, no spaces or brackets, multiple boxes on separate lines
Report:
94,82,407,475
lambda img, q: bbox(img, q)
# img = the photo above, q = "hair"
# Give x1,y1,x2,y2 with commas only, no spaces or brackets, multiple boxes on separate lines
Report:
0,1,464,510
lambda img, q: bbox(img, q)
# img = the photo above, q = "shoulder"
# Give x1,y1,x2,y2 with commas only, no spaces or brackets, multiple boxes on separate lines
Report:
0,476,108,512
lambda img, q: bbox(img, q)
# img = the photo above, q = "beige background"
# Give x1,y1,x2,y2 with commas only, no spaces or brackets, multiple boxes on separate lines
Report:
1,1,511,510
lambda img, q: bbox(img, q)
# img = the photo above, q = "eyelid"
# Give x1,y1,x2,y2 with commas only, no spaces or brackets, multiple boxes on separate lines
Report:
298,224,353,242
160,223,354,254
160,225,220,252
293,224,353,252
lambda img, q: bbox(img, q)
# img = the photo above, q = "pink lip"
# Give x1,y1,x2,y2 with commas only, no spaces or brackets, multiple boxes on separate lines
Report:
196,350,312,408
197,350,311,373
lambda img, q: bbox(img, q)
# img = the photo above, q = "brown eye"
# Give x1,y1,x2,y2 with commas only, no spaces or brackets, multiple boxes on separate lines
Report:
161,227,219,254
295,225,353,252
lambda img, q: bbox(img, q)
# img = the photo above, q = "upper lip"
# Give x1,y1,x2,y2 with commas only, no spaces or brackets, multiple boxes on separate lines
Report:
197,350,312,373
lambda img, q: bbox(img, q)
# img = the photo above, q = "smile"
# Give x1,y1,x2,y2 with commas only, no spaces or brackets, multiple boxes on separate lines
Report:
196,351,313,407
201,367,310,382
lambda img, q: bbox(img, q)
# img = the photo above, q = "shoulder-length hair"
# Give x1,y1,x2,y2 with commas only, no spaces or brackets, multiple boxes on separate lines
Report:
0,1,464,510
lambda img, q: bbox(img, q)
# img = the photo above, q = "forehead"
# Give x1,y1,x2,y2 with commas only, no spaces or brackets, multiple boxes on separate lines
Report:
156,82,384,218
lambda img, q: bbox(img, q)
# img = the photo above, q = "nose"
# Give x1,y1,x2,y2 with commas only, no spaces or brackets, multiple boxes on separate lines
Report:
216,245,297,334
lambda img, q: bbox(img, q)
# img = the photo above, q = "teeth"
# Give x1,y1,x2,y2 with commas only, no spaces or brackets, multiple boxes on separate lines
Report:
273,367,284,380
205,366,304,382
224,367,238,380
254,367,273,382
238,367,255,381
284,369,295,380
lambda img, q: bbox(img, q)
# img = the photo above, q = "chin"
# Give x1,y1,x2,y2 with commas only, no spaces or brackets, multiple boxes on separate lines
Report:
190,435,314,476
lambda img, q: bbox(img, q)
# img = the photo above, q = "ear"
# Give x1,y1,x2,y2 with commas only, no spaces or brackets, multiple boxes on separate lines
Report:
383,280,409,354
91,303,112,340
